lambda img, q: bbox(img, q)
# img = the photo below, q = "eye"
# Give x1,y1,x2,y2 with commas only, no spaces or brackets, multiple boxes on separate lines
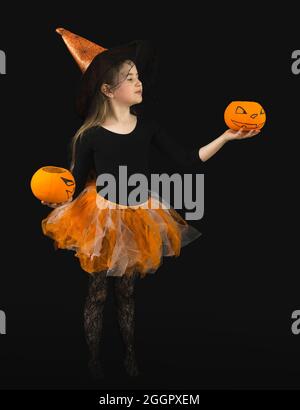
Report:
235,106,247,114
127,74,139,81
260,109,265,115
61,177,75,186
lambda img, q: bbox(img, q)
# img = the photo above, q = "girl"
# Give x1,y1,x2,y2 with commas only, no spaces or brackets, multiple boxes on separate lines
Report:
41,30,260,380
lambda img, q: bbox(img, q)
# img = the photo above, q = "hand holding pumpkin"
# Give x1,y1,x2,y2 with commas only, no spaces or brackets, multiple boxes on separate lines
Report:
41,197,73,208
222,128,261,142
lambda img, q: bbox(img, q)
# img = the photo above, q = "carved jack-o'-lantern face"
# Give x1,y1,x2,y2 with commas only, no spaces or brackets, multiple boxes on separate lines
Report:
224,101,266,131
30,166,76,203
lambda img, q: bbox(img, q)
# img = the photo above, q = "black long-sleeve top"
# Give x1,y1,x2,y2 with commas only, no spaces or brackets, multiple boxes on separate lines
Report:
71,115,203,205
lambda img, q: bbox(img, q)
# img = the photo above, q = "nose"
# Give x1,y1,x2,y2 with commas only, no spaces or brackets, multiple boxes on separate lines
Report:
251,113,258,119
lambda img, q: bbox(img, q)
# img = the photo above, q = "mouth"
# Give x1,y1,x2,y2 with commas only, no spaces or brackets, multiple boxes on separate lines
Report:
135,90,143,95
232,120,265,129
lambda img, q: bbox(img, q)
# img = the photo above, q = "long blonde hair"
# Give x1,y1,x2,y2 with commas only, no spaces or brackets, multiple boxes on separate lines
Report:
69,59,137,176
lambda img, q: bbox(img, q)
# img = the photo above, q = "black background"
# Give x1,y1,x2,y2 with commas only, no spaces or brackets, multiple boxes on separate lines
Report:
0,5,299,392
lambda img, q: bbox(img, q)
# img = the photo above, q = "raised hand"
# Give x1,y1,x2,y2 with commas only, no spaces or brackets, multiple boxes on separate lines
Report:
222,128,261,142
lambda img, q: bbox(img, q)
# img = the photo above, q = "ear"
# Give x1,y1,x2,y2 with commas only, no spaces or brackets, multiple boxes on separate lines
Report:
101,84,114,98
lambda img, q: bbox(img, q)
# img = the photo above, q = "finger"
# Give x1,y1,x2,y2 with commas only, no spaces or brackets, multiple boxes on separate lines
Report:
249,129,261,136
236,128,245,137
242,129,254,137
237,130,249,139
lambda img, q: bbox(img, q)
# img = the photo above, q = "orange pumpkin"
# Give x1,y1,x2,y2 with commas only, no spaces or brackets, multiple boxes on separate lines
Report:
224,101,266,131
30,166,76,203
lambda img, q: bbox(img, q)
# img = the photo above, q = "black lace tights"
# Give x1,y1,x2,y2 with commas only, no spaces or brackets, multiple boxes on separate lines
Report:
84,270,139,378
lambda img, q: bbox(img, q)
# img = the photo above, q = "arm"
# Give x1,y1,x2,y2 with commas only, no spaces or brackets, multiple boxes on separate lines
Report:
199,128,261,162
71,131,94,200
41,131,94,208
151,121,261,166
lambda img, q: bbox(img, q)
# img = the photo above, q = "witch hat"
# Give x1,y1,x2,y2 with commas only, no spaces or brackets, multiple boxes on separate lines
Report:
56,28,159,118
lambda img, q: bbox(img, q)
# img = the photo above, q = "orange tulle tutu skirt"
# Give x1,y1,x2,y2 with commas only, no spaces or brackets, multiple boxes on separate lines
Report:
41,180,201,278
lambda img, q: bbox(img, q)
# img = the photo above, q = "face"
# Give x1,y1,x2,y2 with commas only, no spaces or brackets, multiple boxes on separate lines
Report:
102,62,143,106
224,101,266,131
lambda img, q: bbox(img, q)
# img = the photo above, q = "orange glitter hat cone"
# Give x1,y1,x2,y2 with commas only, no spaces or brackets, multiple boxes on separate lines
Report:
55,27,107,73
